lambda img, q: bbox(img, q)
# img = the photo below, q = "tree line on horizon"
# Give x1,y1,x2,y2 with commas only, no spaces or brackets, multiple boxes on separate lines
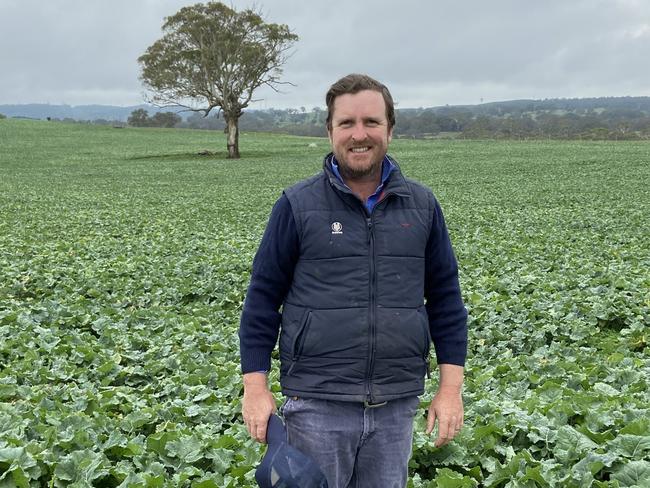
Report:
13,99,649,141
130,97,650,141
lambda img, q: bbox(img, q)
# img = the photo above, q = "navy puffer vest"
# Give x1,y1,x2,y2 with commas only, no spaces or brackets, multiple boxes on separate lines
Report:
280,155,435,403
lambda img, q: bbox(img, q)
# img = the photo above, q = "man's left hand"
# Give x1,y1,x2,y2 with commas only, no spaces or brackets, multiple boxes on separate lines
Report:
426,386,464,447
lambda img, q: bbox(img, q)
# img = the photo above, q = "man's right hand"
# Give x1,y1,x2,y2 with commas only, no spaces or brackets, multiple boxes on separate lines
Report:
242,372,277,443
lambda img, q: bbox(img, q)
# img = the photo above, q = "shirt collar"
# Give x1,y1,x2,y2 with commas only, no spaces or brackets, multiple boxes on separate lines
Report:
329,154,396,189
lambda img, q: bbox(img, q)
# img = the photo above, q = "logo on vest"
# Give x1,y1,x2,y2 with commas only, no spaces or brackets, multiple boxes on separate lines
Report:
331,222,343,234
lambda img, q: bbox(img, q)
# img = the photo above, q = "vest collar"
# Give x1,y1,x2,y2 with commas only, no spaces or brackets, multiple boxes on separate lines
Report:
322,153,411,199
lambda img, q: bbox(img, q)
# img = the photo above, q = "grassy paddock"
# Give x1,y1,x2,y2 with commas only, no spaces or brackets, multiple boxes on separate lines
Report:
1,119,649,487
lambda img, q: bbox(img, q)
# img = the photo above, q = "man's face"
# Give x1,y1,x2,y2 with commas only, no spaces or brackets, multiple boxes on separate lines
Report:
328,90,393,180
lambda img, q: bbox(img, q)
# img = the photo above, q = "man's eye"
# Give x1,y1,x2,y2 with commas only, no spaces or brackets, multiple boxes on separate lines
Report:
366,121,379,127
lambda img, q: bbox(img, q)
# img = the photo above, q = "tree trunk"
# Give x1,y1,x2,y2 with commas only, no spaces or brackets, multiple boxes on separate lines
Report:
225,115,240,159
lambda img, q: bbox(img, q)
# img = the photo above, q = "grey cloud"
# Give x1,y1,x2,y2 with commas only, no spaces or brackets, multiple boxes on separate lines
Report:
1,0,649,107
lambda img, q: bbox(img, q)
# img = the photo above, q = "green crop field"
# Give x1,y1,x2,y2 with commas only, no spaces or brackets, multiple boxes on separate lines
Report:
1,119,649,487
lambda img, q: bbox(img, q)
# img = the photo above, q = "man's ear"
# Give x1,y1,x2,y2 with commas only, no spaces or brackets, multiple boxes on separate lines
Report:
327,128,333,145
388,126,393,144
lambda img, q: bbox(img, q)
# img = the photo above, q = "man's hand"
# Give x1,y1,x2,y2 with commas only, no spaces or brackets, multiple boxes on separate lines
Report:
242,372,276,443
426,364,464,447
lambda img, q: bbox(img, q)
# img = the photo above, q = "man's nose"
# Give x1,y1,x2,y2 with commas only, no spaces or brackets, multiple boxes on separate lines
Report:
351,122,367,141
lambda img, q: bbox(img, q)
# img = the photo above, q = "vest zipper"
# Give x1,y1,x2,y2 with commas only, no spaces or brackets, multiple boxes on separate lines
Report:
364,193,397,403
366,216,376,403
328,184,400,403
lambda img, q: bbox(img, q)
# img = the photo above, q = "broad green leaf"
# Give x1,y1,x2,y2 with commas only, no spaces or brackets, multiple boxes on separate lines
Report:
116,472,145,488
484,451,538,486
554,425,598,463
520,465,548,487
0,448,35,470
8,468,30,488
205,447,234,474
620,418,650,437
608,435,650,459
166,435,203,464
434,468,478,487
611,460,650,486
53,449,108,483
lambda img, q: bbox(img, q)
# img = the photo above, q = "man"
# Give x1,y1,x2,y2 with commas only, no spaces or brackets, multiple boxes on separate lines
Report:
240,74,467,487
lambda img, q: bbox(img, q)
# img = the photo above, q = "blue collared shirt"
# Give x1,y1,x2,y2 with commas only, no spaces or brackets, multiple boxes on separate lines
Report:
330,155,396,213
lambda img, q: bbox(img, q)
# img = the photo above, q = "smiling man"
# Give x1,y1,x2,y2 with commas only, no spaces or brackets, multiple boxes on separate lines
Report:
240,74,468,487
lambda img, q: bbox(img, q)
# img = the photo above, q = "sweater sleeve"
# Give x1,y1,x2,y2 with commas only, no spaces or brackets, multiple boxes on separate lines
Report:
239,194,299,373
424,196,468,366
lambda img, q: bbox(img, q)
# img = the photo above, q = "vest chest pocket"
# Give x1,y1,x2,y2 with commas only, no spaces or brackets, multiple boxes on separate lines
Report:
287,311,312,376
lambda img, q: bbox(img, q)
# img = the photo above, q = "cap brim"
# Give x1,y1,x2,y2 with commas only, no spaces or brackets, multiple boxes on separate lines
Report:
266,414,288,445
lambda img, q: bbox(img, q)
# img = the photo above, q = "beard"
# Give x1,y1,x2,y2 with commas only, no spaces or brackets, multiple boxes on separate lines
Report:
335,152,383,181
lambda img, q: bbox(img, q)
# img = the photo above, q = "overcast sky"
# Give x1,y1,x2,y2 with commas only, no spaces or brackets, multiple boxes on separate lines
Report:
2,0,650,109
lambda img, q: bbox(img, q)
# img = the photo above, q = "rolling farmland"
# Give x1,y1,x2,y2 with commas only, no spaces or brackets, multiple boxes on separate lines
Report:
0,119,649,487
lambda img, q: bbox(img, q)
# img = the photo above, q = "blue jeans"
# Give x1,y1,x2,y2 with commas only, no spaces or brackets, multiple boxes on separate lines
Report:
281,396,420,488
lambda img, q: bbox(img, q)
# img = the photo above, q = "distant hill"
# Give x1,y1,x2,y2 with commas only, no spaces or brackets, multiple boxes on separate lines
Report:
442,96,650,114
0,103,185,122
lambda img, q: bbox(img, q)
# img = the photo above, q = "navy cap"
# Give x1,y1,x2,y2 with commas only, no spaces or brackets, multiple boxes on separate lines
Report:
255,414,328,488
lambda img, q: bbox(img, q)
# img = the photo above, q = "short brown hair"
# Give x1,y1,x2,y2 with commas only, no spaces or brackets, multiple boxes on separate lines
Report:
325,74,395,130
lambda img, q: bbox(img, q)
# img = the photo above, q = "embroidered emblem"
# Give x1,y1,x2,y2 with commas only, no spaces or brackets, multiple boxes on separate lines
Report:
331,222,343,234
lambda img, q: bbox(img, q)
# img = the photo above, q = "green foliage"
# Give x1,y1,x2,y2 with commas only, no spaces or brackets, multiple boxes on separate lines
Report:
0,119,648,486
138,1,298,158
127,108,150,127
128,109,181,128
0,113,6,119
151,112,182,129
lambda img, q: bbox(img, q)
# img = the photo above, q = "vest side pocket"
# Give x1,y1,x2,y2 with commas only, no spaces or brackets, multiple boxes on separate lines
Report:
419,306,433,378
287,311,313,376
